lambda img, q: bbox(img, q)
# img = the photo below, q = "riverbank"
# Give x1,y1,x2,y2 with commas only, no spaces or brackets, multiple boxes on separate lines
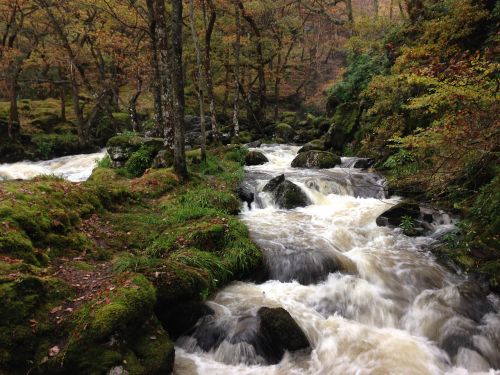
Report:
0,146,263,374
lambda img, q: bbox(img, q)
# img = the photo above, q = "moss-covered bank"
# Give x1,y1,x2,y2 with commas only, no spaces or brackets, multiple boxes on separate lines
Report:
0,146,262,374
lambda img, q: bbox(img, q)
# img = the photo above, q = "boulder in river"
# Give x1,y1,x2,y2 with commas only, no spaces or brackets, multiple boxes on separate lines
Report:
291,150,341,169
376,201,421,228
297,139,326,154
264,174,310,209
237,181,255,209
257,307,311,363
245,151,269,166
245,140,262,148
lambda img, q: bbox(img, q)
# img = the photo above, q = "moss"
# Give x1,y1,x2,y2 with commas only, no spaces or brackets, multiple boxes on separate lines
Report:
0,228,34,261
0,276,71,372
281,111,299,126
131,169,179,198
31,133,80,159
106,133,144,148
275,123,295,142
126,146,156,177
291,150,341,169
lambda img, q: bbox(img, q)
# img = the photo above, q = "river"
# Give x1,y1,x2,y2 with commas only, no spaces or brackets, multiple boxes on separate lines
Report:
0,150,107,182
174,145,500,375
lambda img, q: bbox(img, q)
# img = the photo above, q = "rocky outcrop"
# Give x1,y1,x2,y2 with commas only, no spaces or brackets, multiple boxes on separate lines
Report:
245,151,269,166
263,175,310,209
291,151,341,169
275,123,295,142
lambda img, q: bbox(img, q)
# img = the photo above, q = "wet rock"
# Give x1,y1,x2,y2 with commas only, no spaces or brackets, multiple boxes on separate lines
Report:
152,149,174,168
157,300,214,339
257,307,310,363
237,181,255,209
190,315,228,352
245,151,269,166
245,140,262,148
297,139,326,154
351,158,374,169
264,175,310,209
291,150,341,169
376,201,421,227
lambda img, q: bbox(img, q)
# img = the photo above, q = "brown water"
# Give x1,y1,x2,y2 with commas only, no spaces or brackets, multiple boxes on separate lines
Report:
175,145,500,375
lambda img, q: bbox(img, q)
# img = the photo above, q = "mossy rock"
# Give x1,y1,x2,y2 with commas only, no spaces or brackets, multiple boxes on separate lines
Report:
0,276,71,372
245,151,268,166
298,139,326,153
31,114,62,132
291,151,341,169
325,103,361,152
263,174,310,209
275,123,295,143
280,111,299,126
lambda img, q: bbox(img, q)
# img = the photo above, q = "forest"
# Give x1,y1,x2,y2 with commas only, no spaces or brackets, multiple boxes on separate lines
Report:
0,0,499,374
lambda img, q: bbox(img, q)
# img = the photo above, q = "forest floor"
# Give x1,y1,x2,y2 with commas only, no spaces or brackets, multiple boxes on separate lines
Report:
0,146,262,374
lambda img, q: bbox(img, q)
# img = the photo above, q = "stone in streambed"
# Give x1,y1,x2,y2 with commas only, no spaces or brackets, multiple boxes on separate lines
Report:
245,151,268,166
291,150,341,169
263,174,310,209
257,307,310,363
376,201,421,227
237,181,255,209
297,139,326,154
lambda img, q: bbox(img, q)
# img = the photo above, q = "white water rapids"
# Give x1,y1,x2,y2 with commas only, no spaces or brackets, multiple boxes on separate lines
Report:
0,150,106,182
175,145,500,375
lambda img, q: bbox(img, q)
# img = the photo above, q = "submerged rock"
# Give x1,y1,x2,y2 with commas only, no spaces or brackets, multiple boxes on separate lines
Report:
245,151,269,166
263,174,310,209
185,307,310,365
291,150,341,169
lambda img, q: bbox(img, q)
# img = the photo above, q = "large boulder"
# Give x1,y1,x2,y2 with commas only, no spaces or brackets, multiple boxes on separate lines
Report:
257,307,310,363
298,139,326,154
245,151,268,166
263,175,310,209
106,134,163,168
275,123,295,142
186,307,310,365
291,151,340,169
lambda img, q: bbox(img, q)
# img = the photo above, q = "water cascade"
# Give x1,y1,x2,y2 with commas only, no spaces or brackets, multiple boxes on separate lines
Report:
175,145,500,375
0,150,106,182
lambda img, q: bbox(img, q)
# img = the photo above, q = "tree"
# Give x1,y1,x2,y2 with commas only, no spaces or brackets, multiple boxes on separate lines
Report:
171,0,187,178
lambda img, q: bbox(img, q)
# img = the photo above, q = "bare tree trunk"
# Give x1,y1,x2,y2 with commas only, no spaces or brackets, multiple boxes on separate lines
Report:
146,0,164,136
390,0,394,19
233,1,241,138
189,0,207,161
129,78,142,132
204,0,219,142
373,0,379,16
346,0,354,23
58,65,66,121
222,50,230,117
69,64,86,146
171,0,188,179
238,1,266,125
155,0,175,147
7,75,20,140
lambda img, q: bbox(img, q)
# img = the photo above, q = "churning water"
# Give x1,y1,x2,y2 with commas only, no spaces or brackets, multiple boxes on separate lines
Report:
175,145,500,375
0,150,106,182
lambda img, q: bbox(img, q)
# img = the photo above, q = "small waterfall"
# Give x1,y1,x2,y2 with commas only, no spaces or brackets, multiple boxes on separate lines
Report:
174,144,500,375
0,150,106,182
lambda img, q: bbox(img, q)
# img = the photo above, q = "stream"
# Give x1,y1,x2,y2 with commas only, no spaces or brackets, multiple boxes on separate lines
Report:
174,145,500,375
0,150,106,182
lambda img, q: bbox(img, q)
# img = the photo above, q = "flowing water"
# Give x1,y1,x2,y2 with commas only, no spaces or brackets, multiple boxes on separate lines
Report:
175,145,500,375
0,150,106,182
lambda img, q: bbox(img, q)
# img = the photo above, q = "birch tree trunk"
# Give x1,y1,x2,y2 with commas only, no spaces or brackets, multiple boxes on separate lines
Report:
233,1,241,138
